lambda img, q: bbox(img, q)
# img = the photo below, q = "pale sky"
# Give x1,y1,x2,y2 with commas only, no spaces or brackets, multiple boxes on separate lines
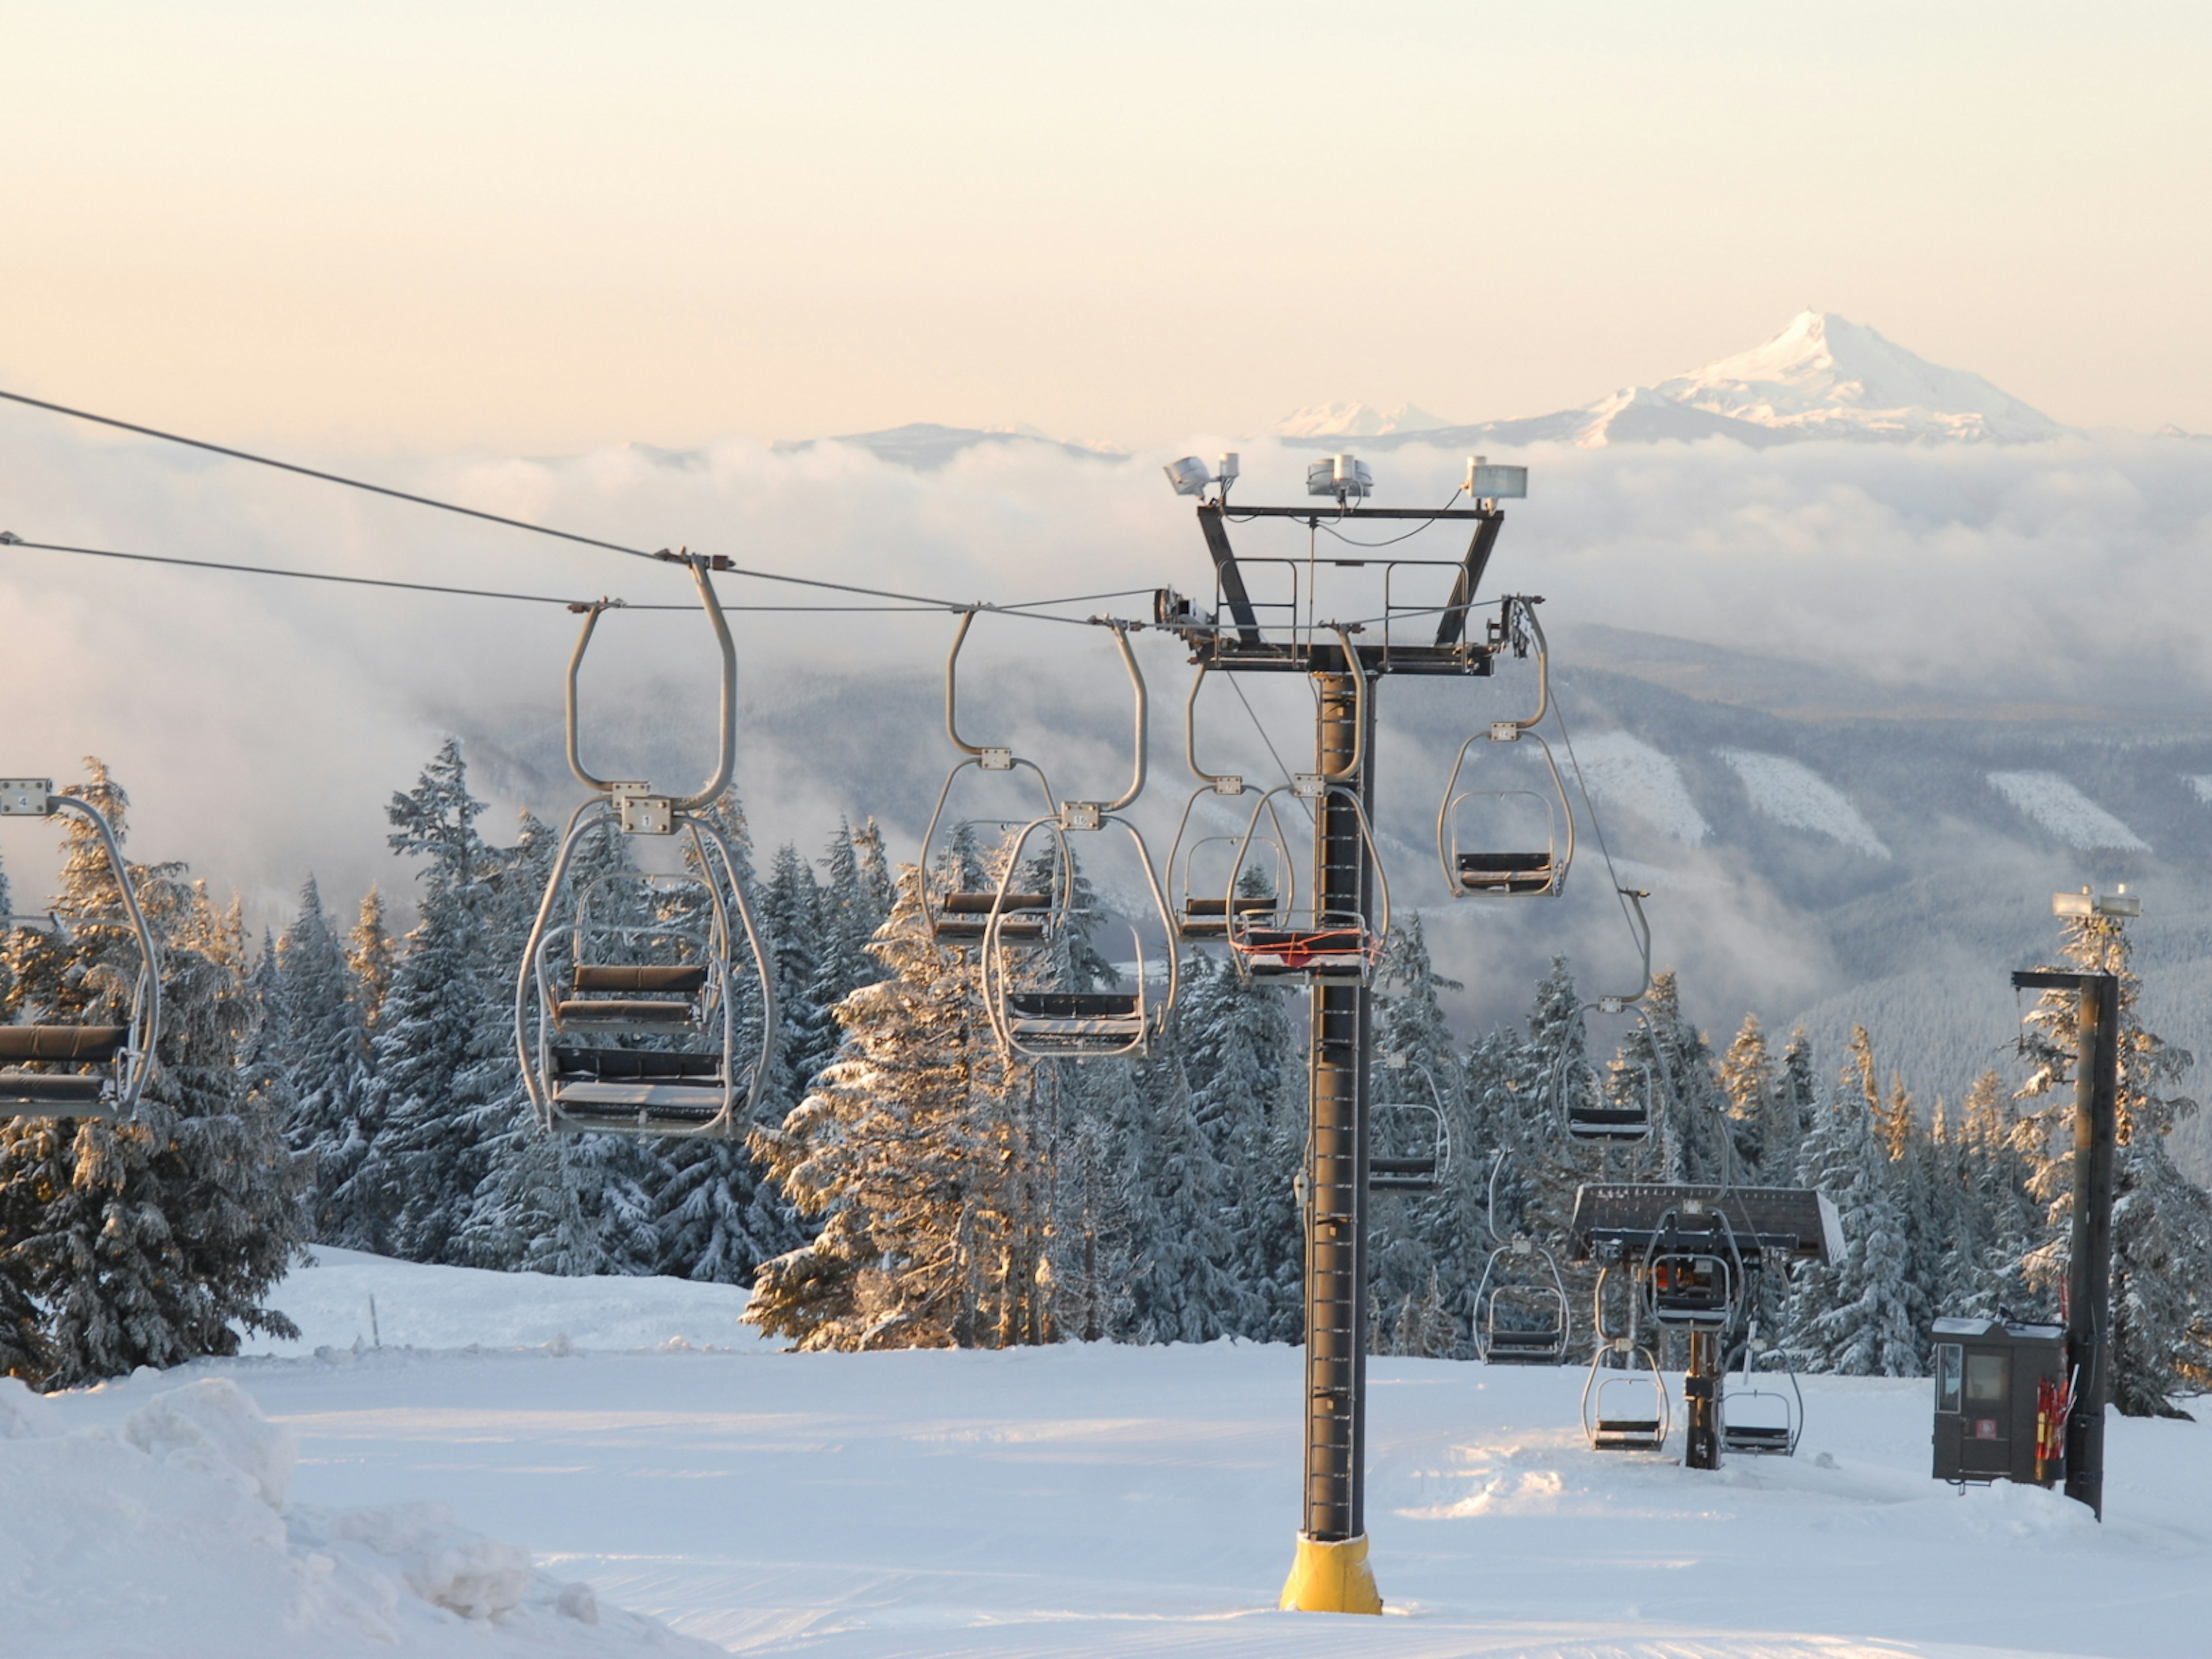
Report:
3,2,2209,452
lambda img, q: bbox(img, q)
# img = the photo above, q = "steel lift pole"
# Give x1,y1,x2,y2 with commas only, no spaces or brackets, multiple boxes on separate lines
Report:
2011,959,2121,1520
1282,654,1383,1612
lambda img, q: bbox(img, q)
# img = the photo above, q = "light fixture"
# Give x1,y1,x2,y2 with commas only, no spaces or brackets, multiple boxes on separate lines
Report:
2052,885,2141,919
1306,453,1373,501
1164,456,1213,496
1465,454,1529,499
1216,452,1240,489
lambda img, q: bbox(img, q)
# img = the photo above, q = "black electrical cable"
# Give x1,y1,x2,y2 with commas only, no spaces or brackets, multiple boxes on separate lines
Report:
0,387,1125,627
0,535,946,613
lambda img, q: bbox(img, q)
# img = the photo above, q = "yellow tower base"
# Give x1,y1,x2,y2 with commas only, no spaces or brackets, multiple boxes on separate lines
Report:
1278,1532,1383,1615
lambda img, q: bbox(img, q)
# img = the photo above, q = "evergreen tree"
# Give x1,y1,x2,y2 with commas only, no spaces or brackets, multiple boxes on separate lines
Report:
268,878,374,1241
349,888,396,1036
346,740,494,1259
746,859,1048,1350
0,762,306,1385
1781,1028,1918,1377
1178,940,1303,1342
2013,905,2212,1415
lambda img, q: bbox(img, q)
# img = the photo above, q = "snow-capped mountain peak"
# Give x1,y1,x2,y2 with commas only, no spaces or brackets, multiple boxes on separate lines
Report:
1650,310,2063,442
1274,400,1449,439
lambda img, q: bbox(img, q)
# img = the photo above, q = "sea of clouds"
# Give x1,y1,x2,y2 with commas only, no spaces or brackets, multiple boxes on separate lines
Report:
3,409,2207,1049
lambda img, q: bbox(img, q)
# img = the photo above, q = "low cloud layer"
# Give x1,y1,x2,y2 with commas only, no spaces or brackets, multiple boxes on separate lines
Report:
3,411,2206,1051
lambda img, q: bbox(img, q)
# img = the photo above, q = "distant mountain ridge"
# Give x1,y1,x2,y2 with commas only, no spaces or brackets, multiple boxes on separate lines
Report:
1277,310,2072,450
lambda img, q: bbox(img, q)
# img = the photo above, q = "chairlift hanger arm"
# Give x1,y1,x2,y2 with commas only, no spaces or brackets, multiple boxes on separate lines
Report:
563,557,737,811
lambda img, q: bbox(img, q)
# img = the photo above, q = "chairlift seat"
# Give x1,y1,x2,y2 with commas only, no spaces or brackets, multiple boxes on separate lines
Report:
554,999,700,1029
1231,925,1377,979
0,1025,128,1062
1455,851,1558,896
1566,1103,1651,1141
1483,1325,1565,1364
0,1071,111,1107
1593,1416,1666,1451
1368,1156,1438,1193
934,891,1052,945
573,964,707,994
551,1047,733,1119
1721,1422,1793,1455
1177,895,1275,939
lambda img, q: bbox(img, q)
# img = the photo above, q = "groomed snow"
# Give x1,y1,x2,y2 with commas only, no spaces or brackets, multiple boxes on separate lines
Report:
22,1251,2212,1658
238,1247,775,1357
1986,771,2150,852
1563,731,1710,845
1718,750,1889,859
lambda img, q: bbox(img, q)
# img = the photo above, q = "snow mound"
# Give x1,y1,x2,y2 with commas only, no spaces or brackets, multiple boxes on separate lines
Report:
1987,771,2150,851
0,1376,715,1656
1719,749,1889,858
244,1245,773,1355
1565,731,1709,844
119,1376,296,1507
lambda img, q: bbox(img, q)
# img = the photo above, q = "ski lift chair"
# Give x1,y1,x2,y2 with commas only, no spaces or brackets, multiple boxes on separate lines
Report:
1473,1153,1569,1363
1584,1339,1672,1451
1475,1237,1571,1365
1435,597,1574,900
1643,1210,1745,1332
514,559,777,1139
1368,1056,1449,1194
1223,779,1388,985
0,779,161,1121
1554,889,1665,1143
1720,1325,1804,1456
1165,662,1298,943
1582,1265,1671,1451
981,812,1179,1062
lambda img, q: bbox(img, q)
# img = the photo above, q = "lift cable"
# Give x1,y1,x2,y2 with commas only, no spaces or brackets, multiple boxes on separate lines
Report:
0,535,953,613
0,386,1125,628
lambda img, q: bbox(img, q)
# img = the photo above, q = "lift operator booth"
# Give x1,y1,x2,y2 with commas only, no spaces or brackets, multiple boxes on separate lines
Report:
1930,1317,2068,1487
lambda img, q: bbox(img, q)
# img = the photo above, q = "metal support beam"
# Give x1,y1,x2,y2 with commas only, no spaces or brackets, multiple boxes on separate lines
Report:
2010,966,2119,1520
1281,652,1382,1615
1683,1330,1720,1469
2066,972,2119,1520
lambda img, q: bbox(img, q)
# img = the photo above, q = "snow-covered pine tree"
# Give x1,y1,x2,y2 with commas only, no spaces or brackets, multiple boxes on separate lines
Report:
650,792,801,1284
746,855,1047,1350
0,762,306,1385
349,888,396,1037
268,878,375,1241
760,842,828,1115
1781,1026,1918,1377
1368,915,1467,1338
1177,935,1304,1342
346,740,495,1260
1114,1036,1249,1344
1612,971,1729,1184
2013,904,2212,1416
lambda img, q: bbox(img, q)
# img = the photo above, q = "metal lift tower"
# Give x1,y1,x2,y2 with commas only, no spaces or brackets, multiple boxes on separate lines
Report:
1160,458,1525,1612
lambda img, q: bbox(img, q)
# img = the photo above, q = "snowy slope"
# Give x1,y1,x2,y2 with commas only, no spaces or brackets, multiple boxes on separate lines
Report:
1986,771,2150,852
31,1251,2212,1659
1718,749,1889,859
1562,730,1710,844
243,1247,772,1356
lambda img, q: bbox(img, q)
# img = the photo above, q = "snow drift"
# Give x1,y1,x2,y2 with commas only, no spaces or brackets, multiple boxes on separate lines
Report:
0,1372,711,1656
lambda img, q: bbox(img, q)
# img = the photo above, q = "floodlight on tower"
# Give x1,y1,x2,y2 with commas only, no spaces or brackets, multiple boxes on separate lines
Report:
1306,453,1373,504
